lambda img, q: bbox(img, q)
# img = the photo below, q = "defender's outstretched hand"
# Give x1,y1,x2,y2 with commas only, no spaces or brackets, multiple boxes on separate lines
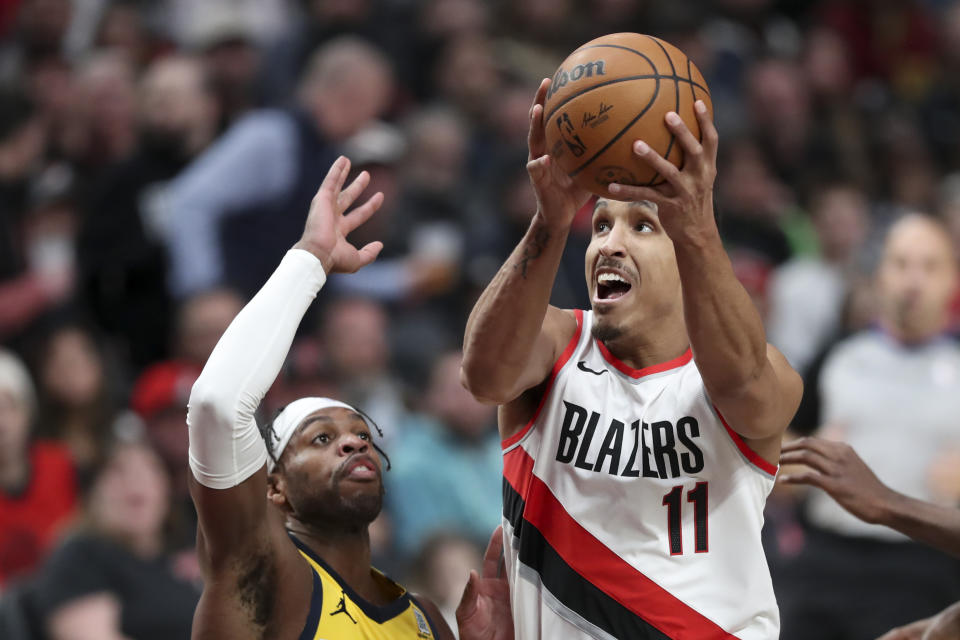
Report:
294,155,385,273
876,616,935,640
456,526,514,640
778,437,893,525
607,101,718,242
527,78,592,229
877,601,960,640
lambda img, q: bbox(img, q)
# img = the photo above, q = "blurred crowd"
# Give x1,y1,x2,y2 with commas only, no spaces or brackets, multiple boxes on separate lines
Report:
1,0,960,638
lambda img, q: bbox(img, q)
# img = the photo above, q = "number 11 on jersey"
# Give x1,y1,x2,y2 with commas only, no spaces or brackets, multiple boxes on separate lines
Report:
662,482,709,555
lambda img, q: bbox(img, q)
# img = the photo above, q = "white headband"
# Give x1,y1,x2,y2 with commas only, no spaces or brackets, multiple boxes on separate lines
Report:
266,397,375,471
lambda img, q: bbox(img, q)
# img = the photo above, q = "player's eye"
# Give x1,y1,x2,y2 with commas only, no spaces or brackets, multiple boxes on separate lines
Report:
595,220,610,233
636,222,653,233
358,432,371,441
312,433,330,444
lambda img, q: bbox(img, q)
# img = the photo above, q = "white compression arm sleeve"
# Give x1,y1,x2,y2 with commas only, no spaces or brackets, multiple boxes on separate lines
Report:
187,249,327,489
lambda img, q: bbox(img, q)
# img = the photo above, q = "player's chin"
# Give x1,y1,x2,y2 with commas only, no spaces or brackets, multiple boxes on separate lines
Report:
341,490,383,524
338,475,383,502
590,314,626,345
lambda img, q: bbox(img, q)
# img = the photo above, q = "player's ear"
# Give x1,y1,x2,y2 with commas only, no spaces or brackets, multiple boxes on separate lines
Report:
266,472,289,509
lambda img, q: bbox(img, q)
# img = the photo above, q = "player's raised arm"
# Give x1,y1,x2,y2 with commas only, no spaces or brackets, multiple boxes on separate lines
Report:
607,103,802,450
461,79,590,406
186,157,383,632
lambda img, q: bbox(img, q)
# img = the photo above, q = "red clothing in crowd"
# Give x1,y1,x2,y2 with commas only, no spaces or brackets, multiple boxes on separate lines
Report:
0,441,77,586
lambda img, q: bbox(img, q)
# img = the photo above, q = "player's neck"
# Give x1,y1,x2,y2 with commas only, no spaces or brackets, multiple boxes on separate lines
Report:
289,523,382,601
599,319,690,371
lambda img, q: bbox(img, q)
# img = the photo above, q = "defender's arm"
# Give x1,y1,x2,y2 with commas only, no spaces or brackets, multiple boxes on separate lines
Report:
780,438,960,558
187,158,383,636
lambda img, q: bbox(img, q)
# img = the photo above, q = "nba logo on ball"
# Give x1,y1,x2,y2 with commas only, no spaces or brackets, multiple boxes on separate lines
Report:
543,32,713,197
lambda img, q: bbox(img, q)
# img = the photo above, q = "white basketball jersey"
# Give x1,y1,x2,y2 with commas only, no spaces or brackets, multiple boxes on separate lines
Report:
502,310,780,640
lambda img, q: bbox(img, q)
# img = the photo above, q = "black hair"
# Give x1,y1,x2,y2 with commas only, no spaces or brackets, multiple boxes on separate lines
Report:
262,404,392,472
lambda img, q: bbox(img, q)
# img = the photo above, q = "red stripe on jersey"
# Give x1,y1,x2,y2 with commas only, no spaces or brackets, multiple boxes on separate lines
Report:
713,406,779,477
502,309,584,450
597,342,693,379
503,443,536,500
502,447,739,639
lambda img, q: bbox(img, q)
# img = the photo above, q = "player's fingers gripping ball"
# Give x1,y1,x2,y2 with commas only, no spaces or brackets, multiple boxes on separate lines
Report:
543,32,713,197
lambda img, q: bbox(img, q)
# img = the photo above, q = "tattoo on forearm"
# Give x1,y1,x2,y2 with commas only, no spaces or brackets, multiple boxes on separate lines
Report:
515,227,551,278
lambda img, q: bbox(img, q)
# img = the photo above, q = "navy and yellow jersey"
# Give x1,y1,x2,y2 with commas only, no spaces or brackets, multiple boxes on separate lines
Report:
290,535,440,640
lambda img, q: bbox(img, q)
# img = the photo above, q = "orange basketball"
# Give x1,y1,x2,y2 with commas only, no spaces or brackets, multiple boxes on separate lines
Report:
542,32,713,197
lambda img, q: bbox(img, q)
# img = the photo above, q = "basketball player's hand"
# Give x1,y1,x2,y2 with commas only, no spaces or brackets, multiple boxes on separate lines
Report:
778,437,894,525
294,156,384,273
527,78,592,228
456,526,514,640
877,616,935,640
606,101,718,243
922,602,960,640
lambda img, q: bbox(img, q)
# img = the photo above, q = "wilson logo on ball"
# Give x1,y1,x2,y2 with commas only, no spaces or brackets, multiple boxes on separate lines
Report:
546,60,607,100
542,32,713,196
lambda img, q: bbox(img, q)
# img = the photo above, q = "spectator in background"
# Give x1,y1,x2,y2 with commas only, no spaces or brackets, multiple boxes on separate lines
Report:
937,173,960,330
386,351,502,557
409,532,483,635
33,438,199,640
172,288,243,369
23,52,76,159
90,0,153,69
326,120,461,307
409,0,491,102
186,9,262,128
388,107,475,368
767,183,871,374
132,288,242,462
396,106,471,240
33,322,116,478
0,349,76,588
432,34,501,126
778,214,960,639
320,297,409,445
801,28,874,191
129,361,198,550
877,113,940,216
129,288,242,548
497,0,580,58
163,35,394,298
818,0,939,101
716,137,795,268
3,0,72,64
79,53,221,371
61,49,138,174
745,57,814,188
0,90,70,343
922,2,960,173
263,0,413,103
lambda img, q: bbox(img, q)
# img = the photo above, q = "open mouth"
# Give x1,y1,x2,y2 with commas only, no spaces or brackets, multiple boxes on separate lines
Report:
596,271,633,301
341,456,378,481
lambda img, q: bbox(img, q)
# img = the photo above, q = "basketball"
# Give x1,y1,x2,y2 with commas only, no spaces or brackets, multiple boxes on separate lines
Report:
542,32,713,196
